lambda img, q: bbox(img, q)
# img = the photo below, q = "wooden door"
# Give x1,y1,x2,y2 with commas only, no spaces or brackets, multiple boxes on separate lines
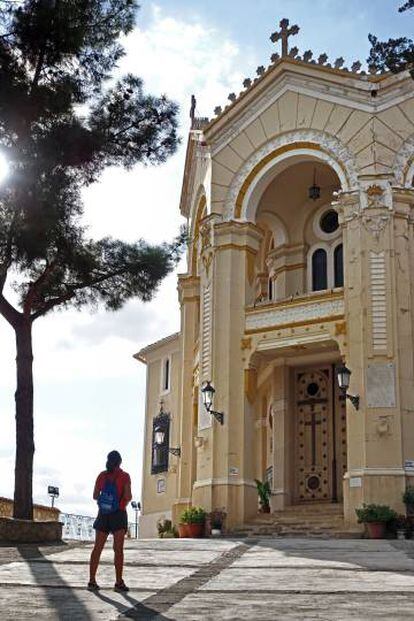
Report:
295,367,333,502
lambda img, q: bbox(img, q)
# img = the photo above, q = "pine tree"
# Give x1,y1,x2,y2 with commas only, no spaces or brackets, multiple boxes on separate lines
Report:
368,1,414,77
0,0,182,520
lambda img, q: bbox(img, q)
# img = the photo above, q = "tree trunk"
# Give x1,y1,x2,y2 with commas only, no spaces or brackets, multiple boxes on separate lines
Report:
13,318,34,520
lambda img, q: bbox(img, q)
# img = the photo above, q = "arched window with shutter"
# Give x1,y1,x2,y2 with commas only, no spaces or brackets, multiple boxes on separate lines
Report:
312,248,328,291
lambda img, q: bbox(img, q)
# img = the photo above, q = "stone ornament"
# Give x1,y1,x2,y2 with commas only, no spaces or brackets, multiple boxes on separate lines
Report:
270,18,300,57
394,135,414,186
366,184,386,209
362,213,390,240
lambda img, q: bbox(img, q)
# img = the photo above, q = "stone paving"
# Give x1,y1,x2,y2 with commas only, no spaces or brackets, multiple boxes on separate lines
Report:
1,538,414,619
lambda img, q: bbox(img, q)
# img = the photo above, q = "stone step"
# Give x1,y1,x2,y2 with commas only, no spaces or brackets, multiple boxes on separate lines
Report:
229,503,362,539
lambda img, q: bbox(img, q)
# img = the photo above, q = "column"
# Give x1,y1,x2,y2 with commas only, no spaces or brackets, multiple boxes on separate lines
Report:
192,220,263,528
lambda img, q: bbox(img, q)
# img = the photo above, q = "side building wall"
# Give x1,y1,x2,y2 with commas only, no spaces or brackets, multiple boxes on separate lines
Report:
137,334,182,538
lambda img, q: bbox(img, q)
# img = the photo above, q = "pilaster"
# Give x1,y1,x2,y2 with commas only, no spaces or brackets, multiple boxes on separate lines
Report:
172,274,200,523
337,182,414,522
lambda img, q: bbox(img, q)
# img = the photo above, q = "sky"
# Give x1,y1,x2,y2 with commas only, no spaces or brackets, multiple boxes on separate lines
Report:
0,0,410,522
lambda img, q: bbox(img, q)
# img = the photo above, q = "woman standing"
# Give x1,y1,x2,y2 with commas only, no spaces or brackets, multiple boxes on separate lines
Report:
88,450,132,592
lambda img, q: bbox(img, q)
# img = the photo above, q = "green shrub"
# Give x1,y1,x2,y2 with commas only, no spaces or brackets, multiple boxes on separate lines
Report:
180,506,206,524
355,503,397,523
156,518,178,538
403,486,414,505
255,479,271,508
209,508,227,529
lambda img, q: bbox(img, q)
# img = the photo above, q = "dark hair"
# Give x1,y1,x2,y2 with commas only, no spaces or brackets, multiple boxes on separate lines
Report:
106,450,122,473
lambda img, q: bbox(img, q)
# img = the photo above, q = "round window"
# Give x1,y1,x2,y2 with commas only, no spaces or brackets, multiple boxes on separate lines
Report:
307,382,319,397
320,209,339,234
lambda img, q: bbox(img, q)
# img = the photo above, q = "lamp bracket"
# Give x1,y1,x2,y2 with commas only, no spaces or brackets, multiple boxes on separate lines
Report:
210,410,224,425
346,393,360,410
168,447,181,457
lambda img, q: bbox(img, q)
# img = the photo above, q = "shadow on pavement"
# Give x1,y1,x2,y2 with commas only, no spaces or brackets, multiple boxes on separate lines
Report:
17,544,93,620
92,590,171,620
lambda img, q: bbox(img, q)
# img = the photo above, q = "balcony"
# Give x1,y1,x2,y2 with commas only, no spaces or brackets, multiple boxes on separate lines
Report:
245,289,344,335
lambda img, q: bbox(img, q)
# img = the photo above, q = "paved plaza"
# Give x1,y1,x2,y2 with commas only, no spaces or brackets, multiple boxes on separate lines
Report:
2,538,414,619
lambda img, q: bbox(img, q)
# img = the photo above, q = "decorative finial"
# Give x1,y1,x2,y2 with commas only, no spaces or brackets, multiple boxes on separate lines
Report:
270,18,300,57
318,53,328,65
334,57,345,69
243,78,252,88
228,93,237,102
190,94,196,128
214,106,222,116
256,65,265,76
288,46,299,58
351,61,362,73
271,52,280,63
303,50,313,62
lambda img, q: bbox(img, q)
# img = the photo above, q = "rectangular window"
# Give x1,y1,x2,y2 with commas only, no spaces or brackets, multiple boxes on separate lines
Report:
164,358,170,391
161,357,171,393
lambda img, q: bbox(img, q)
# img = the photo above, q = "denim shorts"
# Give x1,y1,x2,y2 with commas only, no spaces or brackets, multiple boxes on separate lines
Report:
93,509,128,534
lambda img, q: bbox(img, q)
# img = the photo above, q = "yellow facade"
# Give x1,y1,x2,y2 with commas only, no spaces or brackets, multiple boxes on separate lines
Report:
136,39,414,537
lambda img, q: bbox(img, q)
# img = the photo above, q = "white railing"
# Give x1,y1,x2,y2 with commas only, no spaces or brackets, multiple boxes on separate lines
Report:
61,513,95,541
60,513,137,541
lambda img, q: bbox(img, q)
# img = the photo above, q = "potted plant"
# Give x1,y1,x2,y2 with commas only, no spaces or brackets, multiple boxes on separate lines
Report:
393,514,409,540
177,522,189,538
209,509,227,537
403,486,414,517
180,506,206,538
156,519,178,539
355,503,397,539
255,479,271,513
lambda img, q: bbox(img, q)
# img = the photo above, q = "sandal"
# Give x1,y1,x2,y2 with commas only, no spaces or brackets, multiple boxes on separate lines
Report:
114,581,130,592
87,581,100,591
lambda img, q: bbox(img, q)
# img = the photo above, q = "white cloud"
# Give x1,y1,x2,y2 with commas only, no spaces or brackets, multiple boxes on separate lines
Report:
0,4,253,518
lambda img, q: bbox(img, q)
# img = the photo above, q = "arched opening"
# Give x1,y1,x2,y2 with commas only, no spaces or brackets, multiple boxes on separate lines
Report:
253,158,342,302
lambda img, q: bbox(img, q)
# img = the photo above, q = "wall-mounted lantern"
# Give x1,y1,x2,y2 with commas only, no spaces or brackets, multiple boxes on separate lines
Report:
336,364,360,410
154,425,181,457
201,380,224,425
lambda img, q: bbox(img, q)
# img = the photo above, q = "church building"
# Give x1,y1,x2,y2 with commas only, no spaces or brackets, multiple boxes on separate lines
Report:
135,19,414,538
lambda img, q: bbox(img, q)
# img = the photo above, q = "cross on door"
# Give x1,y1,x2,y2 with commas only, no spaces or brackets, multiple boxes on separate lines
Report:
270,18,300,57
304,409,321,466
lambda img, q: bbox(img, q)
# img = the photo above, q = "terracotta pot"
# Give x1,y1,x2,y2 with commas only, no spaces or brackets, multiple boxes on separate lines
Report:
366,521,386,539
260,504,271,514
187,522,204,538
178,523,189,538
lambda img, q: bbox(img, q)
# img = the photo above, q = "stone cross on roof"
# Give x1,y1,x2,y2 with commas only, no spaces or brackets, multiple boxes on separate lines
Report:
270,18,300,57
